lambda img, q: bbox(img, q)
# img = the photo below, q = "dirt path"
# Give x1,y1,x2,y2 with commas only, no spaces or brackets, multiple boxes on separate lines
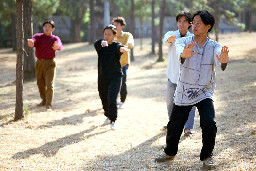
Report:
0,33,256,170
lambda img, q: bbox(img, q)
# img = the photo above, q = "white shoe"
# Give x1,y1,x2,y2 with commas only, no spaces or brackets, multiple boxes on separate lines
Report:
110,122,117,130
119,102,125,109
116,99,120,105
203,157,216,168
102,118,111,125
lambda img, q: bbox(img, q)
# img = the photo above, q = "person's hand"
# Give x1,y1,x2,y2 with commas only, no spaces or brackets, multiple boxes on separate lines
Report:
216,46,229,63
181,42,197,58
27,39,34,48
167,35,176,43
120,47,130,53
52,41,59,50
101,40,108,47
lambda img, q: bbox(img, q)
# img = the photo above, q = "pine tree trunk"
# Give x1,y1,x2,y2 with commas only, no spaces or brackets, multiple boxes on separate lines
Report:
214,0,220,41
23,0,35,80
89,0,96,44
15,0,24,121
151,0,155,54
158,0,166,62
11,14,17,51
130,0,135,62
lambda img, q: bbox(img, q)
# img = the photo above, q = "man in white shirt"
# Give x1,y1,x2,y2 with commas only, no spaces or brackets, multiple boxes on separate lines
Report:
163,11,196,136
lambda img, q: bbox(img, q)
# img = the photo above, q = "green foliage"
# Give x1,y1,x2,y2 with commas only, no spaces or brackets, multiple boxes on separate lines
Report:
58,0,89,20
24,104,30,118
0,0,15,25
249,0,256,8
33,0,60,23
237,23,246,31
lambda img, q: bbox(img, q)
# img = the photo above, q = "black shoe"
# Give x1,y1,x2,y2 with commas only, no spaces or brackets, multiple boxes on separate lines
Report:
155,151,175,162
184,129,193,137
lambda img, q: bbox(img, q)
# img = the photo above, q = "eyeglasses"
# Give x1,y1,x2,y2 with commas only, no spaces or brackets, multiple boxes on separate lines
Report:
191,22,203,27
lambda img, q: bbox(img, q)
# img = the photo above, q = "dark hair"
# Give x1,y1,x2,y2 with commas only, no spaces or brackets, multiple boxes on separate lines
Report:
112,16,126,26
43,20,55,28
176,11,192,29
192,10,215,32
103,24,117,35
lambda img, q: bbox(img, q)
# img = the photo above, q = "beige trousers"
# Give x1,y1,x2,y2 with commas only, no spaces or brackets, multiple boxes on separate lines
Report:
36,59,56,107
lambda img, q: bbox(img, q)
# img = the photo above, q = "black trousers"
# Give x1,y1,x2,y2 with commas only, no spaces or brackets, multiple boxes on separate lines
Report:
98,75,121,122
164,98,217,161
120,66,127,103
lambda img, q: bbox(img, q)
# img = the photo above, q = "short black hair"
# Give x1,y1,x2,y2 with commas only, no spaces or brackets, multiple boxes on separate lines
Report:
192,10,215,32
43,20,55,28
103,24,117,35
112,17,126,26
176,11,192,29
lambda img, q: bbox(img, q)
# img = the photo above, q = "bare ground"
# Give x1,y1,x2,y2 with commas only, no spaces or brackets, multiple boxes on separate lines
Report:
0,32,256,170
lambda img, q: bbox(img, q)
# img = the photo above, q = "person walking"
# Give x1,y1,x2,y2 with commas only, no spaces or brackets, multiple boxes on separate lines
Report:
163,11,196,136
94,24,130,130
155,10,229,168
27,20,62,111
112,17,134,109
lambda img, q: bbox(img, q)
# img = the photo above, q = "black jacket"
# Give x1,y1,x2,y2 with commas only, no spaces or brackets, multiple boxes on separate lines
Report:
94,39,124,78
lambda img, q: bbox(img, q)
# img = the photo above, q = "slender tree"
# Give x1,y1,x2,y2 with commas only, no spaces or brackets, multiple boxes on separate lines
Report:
151,0,155,54
213,0,220,41
130,0,135,61
89,0,95,44
23,0,35,80
158,0,166,62
15,0,25,120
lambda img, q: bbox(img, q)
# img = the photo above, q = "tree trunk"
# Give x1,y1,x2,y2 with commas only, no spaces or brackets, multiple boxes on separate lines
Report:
23,0,35,80
11,14,17,51
158,0,166,62
248,6,252,33
130,0,135,62
214,0,220,41
104,0,110,27
89,0,96,44
151,0,155,54
139,17,143,50
15,0,24,121
75,18,82,42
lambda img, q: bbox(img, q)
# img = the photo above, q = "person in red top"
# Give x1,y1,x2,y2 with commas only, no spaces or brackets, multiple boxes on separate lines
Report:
27,20,62,111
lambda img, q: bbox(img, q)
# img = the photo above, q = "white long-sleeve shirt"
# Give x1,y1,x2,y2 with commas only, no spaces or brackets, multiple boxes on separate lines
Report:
163,30,193,84
174,36,223,106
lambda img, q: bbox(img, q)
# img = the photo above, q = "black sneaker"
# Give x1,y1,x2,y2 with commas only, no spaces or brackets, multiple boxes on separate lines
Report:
155,151,175,162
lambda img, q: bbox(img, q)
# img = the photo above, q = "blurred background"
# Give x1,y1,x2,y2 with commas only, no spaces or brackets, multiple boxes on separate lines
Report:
1,0,256,49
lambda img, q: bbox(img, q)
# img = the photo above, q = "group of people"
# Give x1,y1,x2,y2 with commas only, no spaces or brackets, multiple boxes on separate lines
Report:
28,9,229,168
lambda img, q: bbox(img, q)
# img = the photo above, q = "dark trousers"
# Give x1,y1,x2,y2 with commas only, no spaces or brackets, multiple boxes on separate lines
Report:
164,98,217,161
120,66,128,103
98,75,122,122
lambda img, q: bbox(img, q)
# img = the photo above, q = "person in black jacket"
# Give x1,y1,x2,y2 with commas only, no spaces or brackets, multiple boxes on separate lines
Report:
94,24,130,130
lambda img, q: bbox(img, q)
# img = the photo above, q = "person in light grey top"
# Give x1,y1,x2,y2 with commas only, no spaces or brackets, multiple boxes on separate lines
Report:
155,10,229,168
163,11,196,136
174,36,223,105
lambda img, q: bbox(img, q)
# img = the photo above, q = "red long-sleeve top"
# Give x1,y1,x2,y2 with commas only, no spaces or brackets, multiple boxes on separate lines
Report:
32,33,62,60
